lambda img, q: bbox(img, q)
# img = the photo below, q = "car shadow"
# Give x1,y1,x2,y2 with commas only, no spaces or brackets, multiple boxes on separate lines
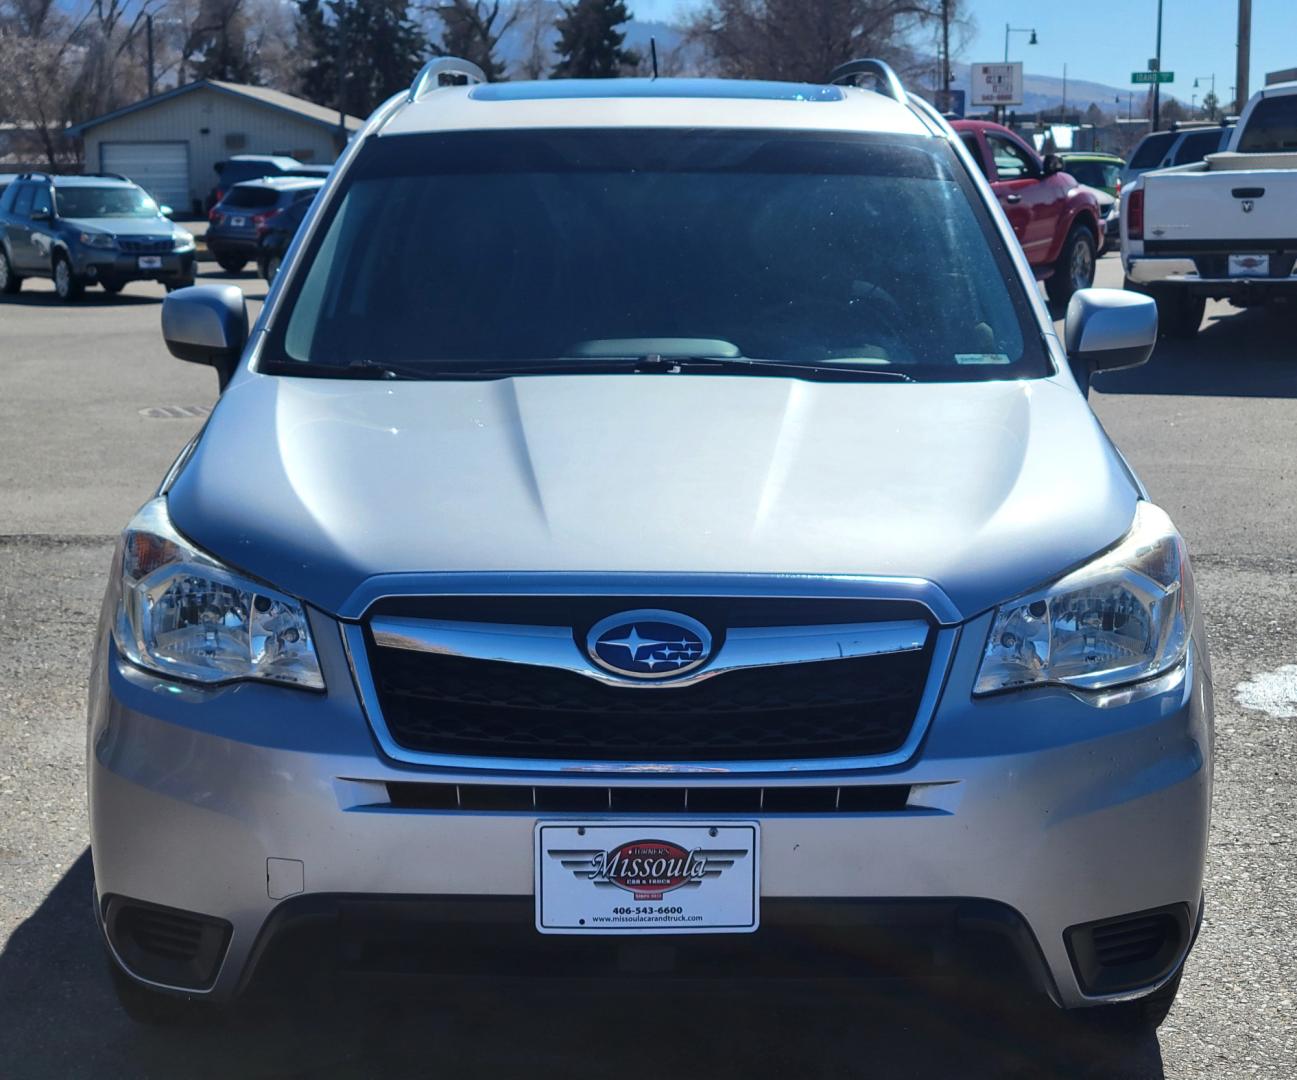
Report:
1091,304,1297,398
0,291,162,307
0,850,1167,1079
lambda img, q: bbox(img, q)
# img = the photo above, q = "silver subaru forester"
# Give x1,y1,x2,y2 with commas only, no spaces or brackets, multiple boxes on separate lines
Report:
89,58,1212,1026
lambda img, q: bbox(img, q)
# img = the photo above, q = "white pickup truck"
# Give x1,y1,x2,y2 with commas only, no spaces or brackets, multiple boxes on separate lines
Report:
1122,81,1297,337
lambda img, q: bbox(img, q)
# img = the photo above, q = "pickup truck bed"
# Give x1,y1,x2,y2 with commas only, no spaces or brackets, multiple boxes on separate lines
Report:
1122,82,1297,336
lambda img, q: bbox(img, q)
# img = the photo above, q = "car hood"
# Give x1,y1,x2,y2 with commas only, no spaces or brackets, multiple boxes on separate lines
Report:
167,372,1140,621
63,217,177,237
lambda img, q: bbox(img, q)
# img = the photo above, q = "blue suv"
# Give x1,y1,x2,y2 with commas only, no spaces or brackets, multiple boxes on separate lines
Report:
0,172,196,301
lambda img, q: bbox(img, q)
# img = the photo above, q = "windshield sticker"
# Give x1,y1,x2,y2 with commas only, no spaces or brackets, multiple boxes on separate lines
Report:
955,353,1012,365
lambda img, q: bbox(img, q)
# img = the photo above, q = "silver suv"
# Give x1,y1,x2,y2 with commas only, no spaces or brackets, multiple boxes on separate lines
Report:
90,58,1212,1028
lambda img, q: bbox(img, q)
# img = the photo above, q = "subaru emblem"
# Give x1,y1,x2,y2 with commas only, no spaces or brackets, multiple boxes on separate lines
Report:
587,609,712,679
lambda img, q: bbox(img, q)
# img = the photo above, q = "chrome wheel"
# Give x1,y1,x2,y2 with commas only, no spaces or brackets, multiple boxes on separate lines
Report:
1070,237,1095,292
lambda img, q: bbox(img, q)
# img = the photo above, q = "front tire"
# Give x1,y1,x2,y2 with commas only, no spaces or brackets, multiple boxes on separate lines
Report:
262,254,282,284
53,253,84,301
0,248,21,294
1046,225,1097,307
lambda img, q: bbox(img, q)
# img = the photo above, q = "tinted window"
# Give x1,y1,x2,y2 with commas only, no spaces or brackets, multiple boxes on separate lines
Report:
31,185,52,217
268,129,1045,382
1129,132,1175,167
220,186,281,209
54,185,160,218
986,134,1037,180
1237,95,1297,152
1063,161,1120,189
12,185,35,217
1172,129,1225,164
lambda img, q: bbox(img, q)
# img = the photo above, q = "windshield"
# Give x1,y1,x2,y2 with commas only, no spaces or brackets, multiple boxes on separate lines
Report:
1129,132,1174,168
54,185,161,219
1237,95,1297,152
1063,161,1120,189
268,130,1043,382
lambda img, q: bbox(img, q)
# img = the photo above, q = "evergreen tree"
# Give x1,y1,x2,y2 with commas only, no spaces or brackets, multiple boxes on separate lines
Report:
552,0,637,79
433,1,516,83
297,0,428,117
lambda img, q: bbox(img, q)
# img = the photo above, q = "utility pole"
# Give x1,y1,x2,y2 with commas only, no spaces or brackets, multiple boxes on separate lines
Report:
336,2,347,141
941,0,951,99
1152,0,1164,130
146,14,155,97
1236,0,1252,114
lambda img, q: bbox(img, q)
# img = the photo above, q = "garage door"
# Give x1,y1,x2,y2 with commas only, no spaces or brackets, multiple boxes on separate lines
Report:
100,142,190,213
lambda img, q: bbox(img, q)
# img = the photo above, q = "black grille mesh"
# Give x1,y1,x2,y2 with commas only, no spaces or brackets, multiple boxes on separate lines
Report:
366,630,932,761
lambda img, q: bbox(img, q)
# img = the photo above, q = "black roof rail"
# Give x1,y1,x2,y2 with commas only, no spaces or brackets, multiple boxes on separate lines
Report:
408,57,487,102
828,59,906,103
15,171,128,182
16,171,53,181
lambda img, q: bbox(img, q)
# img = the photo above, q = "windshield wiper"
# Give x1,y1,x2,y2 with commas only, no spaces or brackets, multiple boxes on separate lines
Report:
472,355,916,382
261,360,435,380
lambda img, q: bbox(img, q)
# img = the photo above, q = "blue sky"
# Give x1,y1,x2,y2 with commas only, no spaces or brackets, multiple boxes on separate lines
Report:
632,0,1297,99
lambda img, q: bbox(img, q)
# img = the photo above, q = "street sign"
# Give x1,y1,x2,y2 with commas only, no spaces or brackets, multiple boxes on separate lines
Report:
1132,71,1174,84
971,62,1024,106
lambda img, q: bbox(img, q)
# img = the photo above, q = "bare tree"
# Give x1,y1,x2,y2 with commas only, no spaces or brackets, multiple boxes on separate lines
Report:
512,0,552,79
686,0,953,84
430,0,517,81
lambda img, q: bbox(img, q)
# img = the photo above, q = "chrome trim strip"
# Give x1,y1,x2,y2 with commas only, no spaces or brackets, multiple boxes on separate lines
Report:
341,621,960,778
339,571,963,625
370,615,929,691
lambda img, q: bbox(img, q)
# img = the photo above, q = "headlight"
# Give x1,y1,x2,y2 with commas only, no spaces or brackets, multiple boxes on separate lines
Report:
112,499,324,689
974,503,1191,695
173,231,195,252
79,231,117,249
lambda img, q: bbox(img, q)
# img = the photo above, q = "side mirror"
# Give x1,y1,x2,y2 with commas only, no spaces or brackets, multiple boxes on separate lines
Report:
30,209,52,222
159,204,174,218
1043,154,1064,176
1065,288,1157,392
161,285,248,390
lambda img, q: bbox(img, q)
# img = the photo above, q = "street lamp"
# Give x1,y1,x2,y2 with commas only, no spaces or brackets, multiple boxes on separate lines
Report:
1004,24,1038,62
1195,74,1218,119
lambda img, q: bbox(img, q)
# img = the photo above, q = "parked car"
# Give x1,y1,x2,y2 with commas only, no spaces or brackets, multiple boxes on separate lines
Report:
0,172,195,300
206,177,323,274
953,119,1105,304
207,155,321,211
1120,124,1234,191
0,173,18,199
93,60,1210,1033
1085,185,1121,243
1057,152,1124,196
255,195,314,282
1123,82,1297,335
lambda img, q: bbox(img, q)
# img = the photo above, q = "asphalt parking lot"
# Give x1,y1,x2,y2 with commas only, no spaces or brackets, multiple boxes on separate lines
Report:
1,253,1295,1078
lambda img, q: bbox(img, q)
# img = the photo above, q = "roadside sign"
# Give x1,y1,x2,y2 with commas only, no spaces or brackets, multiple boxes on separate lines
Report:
971,62,1023,106
933,89,966,117
1132,71,1174,84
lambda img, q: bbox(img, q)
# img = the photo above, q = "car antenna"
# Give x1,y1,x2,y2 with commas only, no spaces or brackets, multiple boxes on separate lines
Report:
650,37,659,80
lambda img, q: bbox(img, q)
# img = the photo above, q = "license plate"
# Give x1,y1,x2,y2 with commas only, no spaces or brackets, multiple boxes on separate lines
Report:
231,216,246,227
137,255,163,269
535,821,759,935
1228,254,1269,277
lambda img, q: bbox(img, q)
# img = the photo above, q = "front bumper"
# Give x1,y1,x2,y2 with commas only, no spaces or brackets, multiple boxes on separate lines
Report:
88,606,1213,1009
74,249,195,283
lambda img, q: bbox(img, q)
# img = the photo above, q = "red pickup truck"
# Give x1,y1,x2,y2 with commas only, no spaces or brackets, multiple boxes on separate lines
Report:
952,120,1104,306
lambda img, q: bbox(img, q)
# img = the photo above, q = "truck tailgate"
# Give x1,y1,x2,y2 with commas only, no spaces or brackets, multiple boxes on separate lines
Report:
1144,168,1297,245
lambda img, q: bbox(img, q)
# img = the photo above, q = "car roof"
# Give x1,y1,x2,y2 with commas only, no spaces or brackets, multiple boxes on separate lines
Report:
229,176,325,191
49,174,137,187
380,77,931,139
226,155,301,166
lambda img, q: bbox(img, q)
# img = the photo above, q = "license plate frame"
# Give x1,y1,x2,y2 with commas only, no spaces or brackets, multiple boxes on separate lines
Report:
1228,253,1270,277
535,821,759,935
137,255,163,270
